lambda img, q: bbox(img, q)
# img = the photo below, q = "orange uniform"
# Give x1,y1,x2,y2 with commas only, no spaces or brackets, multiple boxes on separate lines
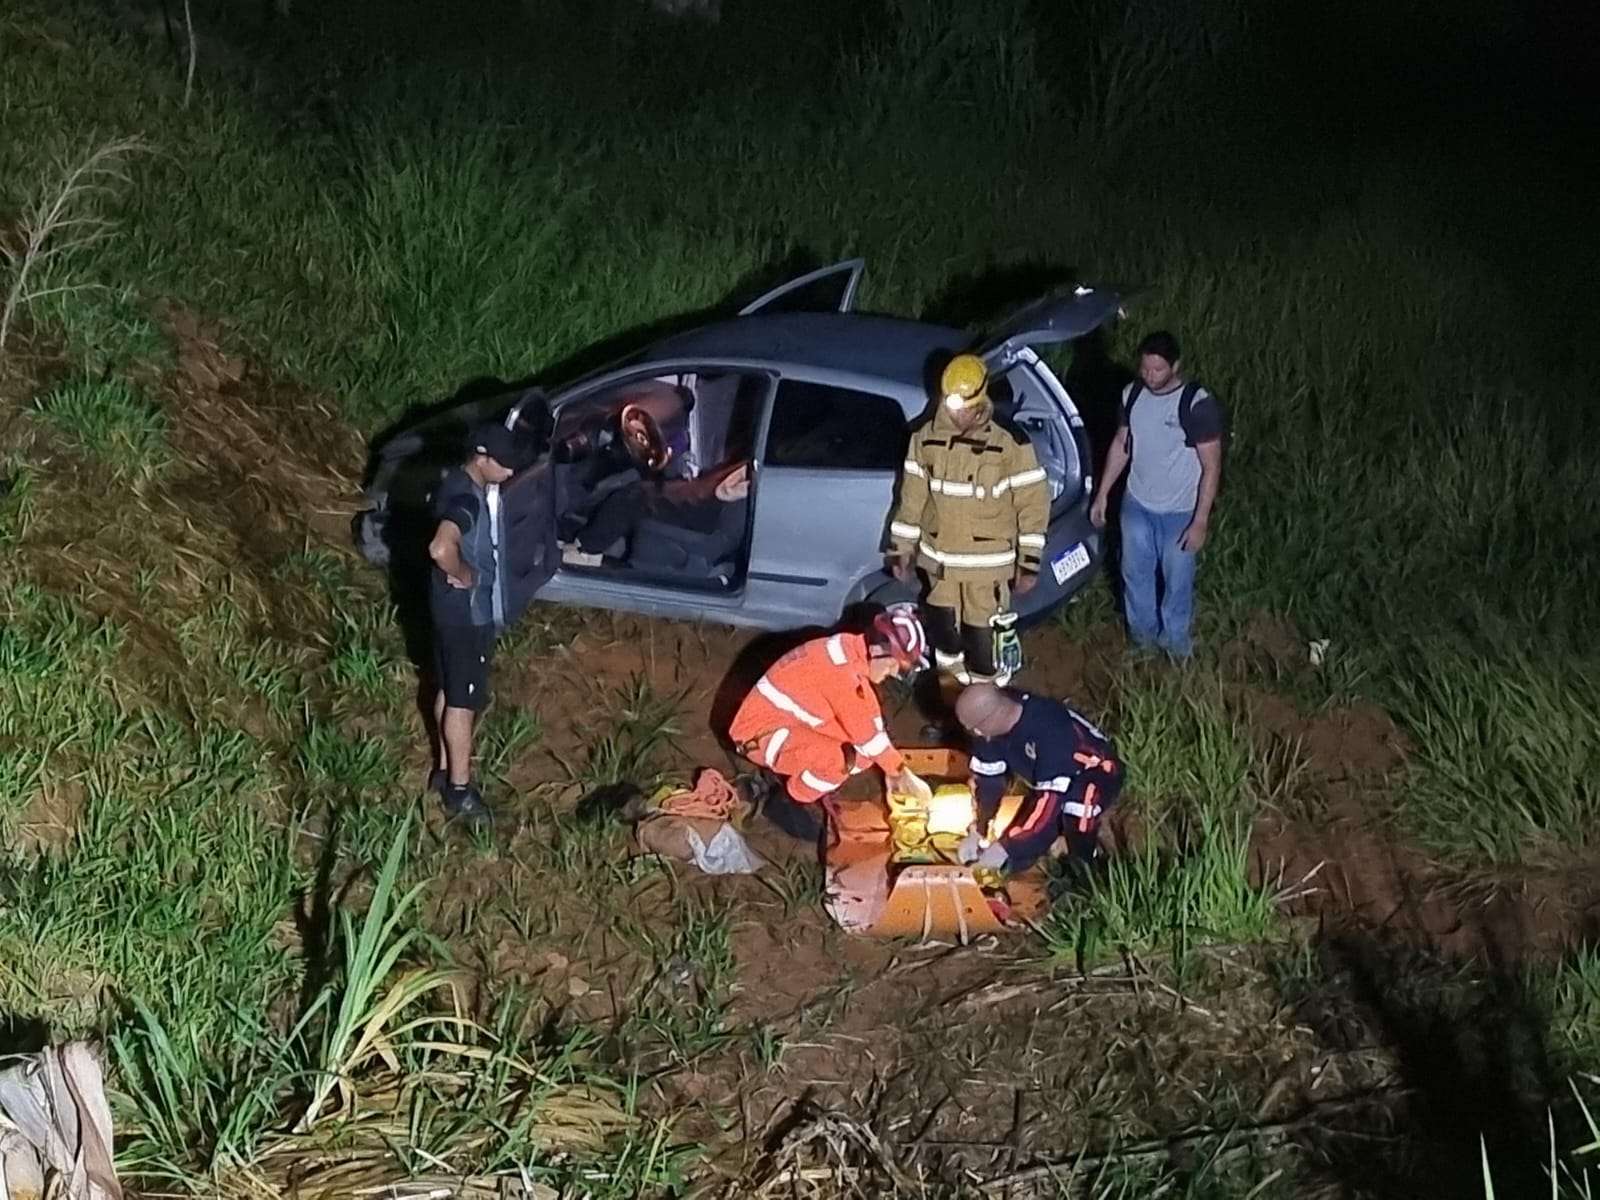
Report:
729,632,904,803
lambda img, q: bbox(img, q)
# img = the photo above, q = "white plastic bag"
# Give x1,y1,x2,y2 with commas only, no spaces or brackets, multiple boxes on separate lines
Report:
684,822,768,875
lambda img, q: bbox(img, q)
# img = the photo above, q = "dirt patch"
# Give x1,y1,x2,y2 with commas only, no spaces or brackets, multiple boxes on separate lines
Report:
5,303,371,690
1,775,83,854
156,301,365,540
1257,805,1600,964
1214,634,1600,965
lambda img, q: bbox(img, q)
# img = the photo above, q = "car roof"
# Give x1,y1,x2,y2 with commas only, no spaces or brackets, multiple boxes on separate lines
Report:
639,312,970,386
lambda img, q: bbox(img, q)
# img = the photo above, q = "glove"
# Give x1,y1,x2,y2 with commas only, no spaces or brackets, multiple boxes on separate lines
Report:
957,828,983,865
894,768,933,804
975,841,1008,872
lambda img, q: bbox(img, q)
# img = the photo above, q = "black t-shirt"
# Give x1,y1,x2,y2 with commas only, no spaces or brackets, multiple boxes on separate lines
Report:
428,468,486,627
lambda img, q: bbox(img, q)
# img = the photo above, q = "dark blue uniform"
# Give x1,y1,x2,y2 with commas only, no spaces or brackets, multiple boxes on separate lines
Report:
969,691,1122,872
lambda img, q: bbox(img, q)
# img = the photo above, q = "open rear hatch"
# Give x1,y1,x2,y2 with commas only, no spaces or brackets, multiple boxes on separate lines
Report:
977,284,1125,368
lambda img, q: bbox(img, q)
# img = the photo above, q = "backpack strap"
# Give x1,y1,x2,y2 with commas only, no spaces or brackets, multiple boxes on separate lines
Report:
1178,381,1199,445
1122,381,1143,424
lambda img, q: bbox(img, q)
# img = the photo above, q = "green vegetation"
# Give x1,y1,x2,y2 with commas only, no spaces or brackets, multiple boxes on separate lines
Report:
2,0,1591,874
29,374,168,470
1391,646,1600,863
3,0,1599,1194
1042,674,1287,968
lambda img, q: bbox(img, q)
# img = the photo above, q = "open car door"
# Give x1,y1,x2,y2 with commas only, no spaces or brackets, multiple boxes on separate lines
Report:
487,398,560,628
738,258,866,317
977,285,1124,370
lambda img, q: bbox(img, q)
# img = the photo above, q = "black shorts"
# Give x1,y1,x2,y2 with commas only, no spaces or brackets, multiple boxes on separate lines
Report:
434,622,496,712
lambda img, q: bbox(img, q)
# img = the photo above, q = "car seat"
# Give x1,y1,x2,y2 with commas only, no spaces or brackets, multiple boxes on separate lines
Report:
629,497,749,584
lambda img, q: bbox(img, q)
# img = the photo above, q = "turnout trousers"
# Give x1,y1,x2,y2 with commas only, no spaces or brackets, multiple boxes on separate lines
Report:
924,573,1014,685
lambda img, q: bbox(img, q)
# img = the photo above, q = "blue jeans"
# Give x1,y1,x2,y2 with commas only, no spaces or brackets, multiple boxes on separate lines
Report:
1120,495,1197,657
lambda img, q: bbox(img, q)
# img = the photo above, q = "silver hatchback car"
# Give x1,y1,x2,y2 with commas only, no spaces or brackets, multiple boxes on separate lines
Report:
357,260,1123,632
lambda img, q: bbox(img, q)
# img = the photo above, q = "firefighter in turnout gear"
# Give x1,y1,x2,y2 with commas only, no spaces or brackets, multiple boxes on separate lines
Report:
887,354,1049,688
729,605,934,807
953,683,1123,876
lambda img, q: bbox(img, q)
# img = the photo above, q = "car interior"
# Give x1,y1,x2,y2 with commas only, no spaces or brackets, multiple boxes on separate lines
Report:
989,366,1084,513
551,370,770,589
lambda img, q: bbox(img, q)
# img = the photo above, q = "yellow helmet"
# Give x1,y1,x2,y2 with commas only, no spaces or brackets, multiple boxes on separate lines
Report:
940,354,988,411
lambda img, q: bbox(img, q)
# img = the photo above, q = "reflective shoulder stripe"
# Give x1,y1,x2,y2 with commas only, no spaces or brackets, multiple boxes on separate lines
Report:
825,634,849,666
855,731,892,757
764,727,790,767
756,675,825,728
970,757,1009,777
1007,467,1048,488
902,460,925,476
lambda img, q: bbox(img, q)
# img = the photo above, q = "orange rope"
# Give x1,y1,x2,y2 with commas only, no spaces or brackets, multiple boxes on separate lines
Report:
654,768,741,821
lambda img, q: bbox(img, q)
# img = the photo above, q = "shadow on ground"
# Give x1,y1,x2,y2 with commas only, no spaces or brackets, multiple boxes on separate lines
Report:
1286,926,1564,1197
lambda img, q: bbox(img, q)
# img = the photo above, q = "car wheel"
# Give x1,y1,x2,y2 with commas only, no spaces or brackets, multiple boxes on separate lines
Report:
353,501,391,569
863,577,920,610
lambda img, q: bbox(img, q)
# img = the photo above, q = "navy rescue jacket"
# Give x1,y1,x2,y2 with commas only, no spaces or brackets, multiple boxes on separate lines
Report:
969,691,1120,836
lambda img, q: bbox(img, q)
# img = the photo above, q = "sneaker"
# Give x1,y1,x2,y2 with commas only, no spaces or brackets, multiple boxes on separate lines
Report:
442,781,493,827
737,770,778,813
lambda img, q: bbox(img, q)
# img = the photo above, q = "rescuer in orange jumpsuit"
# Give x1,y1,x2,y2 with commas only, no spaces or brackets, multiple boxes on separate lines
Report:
729,605,933,807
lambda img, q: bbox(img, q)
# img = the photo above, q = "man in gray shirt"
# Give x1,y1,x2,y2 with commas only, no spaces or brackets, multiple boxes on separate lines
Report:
1089,331,1225,658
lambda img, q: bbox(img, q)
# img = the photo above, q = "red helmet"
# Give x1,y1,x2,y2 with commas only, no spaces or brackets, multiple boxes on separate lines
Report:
870,603,929,671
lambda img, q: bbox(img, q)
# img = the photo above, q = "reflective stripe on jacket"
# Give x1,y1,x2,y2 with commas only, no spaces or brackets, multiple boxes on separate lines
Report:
888,403,1049,578
729,633,904,776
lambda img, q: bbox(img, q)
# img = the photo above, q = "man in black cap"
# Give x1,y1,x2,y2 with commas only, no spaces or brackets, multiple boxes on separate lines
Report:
426,420,529,824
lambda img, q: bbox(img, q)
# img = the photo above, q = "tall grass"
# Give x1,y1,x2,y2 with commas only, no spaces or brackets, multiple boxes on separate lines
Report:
1042,673,1287,968
1389,646,1600,863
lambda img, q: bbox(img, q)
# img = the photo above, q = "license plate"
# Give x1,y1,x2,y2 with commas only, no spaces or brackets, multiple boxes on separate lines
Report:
1050,542,1090,585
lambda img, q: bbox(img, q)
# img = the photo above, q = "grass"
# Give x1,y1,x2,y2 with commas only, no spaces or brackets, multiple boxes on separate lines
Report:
0,556,692,1192
1041,673,1288,969
2,0,1599,1194
1543,948,1600,1075
564,674,687,791
28,373,167,470
1481,1080,1600,1199
1389,644,1600,864
623,892,739,1067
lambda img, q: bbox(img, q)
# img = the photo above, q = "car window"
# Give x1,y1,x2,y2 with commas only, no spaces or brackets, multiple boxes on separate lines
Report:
764,381,907,470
